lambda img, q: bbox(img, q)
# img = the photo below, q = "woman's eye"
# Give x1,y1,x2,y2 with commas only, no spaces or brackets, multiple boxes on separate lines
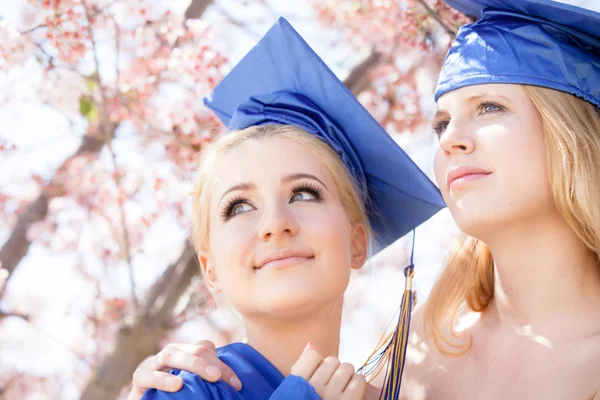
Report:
433,120,449,137
290,190,317,202
231,202,253,216
480,102,503,114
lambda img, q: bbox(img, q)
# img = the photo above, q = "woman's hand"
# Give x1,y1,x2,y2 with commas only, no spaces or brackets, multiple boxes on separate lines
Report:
290,342,367,400
127,340,242,400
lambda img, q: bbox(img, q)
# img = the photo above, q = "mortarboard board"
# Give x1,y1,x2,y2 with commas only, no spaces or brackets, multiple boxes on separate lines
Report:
203,17,444,398
435,0,600,108
204,17,445,251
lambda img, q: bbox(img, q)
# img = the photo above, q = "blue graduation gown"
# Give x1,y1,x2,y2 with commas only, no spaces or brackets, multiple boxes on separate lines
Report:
141,342,320,400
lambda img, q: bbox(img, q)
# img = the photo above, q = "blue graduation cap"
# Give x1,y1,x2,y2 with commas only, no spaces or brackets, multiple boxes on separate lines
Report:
204,17,445,250
435,0,600,108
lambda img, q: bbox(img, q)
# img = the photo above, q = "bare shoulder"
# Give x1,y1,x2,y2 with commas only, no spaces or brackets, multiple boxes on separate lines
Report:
578,331,600,399
559,327,600,399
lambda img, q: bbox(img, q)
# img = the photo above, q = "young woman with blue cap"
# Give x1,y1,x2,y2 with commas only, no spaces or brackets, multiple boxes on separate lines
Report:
130,17,443,400
407,0,600,398
132,1,600,399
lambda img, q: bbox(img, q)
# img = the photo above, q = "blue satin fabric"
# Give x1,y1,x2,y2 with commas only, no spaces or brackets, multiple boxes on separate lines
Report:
141,343,320,400
435,0,600,108
229,92,367,198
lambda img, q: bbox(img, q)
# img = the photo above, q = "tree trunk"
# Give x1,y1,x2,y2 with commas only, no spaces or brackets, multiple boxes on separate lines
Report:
0,134,106,287
79,244,198,400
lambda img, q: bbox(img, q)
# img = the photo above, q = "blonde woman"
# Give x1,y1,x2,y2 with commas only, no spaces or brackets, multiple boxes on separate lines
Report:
401,1,600,398
130,18,442,400
131,1,600,399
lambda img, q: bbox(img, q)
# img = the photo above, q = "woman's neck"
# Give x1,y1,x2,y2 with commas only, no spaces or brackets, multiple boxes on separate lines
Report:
242,300,344,376
481,214,600,340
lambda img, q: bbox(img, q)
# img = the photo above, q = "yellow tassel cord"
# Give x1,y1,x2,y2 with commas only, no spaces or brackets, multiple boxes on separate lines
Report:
358,265,416,400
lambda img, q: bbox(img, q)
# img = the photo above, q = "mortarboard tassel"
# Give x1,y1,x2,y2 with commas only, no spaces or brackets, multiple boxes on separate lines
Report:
359,231,417,399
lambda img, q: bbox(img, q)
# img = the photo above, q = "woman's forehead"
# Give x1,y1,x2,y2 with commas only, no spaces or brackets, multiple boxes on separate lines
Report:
436,84,527,108
211,137,334,188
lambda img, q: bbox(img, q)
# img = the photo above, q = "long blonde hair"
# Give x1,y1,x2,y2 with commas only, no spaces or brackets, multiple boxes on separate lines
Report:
191,124,371,254
424,85,600,356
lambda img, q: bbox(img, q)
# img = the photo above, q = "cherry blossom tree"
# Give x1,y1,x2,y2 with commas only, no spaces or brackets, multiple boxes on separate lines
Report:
2,1,224,398
0,1,465,398
313,0,471,133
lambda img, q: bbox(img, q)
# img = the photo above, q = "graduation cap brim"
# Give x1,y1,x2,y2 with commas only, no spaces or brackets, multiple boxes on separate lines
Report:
204,17,445,250
435,0,600,107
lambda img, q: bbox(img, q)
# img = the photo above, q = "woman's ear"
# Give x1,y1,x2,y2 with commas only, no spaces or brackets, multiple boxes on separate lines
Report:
198,250,221,294
351,224,368,270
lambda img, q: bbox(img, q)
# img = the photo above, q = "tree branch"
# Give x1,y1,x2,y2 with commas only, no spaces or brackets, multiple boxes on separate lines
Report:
184,0,213,20
79,243,199,400
212,4,262,39
106,143,138,312
0,130,112,294
0,194,49,290
416,0,456,37
344,49,382,95
20,24,47,35
82,0,110,125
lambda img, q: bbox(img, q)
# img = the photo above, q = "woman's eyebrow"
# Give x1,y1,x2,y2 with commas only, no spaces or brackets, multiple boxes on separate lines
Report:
281,173,329,191
435,91,513,119
219,182,255,203
466,92,512,105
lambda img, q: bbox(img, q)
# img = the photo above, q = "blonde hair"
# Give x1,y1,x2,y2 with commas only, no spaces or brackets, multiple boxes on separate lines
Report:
191,124,371,254
424,85,600,356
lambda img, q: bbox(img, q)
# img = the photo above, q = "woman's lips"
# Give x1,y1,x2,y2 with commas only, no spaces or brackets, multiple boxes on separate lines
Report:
449,173,491,189
255,249,315,270
259,256,314,270
446,166,492,189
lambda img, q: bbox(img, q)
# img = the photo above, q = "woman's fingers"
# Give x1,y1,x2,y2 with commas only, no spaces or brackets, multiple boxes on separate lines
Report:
130,342,243,393
362,383,383,400
127,386,146,400
189,343,243,390
195,340,217,353
150,342,241,389
323,362,355,397
341,373,367,400
129,369,184,399
152,344,211,373
290,343,366,399
290,342,324,380
308,356,341,393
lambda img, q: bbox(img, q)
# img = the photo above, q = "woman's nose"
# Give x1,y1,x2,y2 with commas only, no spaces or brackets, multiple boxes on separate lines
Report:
439,120,476,156
257,202,299,241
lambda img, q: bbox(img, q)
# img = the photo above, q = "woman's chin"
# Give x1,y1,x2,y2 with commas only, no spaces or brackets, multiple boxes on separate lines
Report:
452,212,505,240
236,287,345,320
